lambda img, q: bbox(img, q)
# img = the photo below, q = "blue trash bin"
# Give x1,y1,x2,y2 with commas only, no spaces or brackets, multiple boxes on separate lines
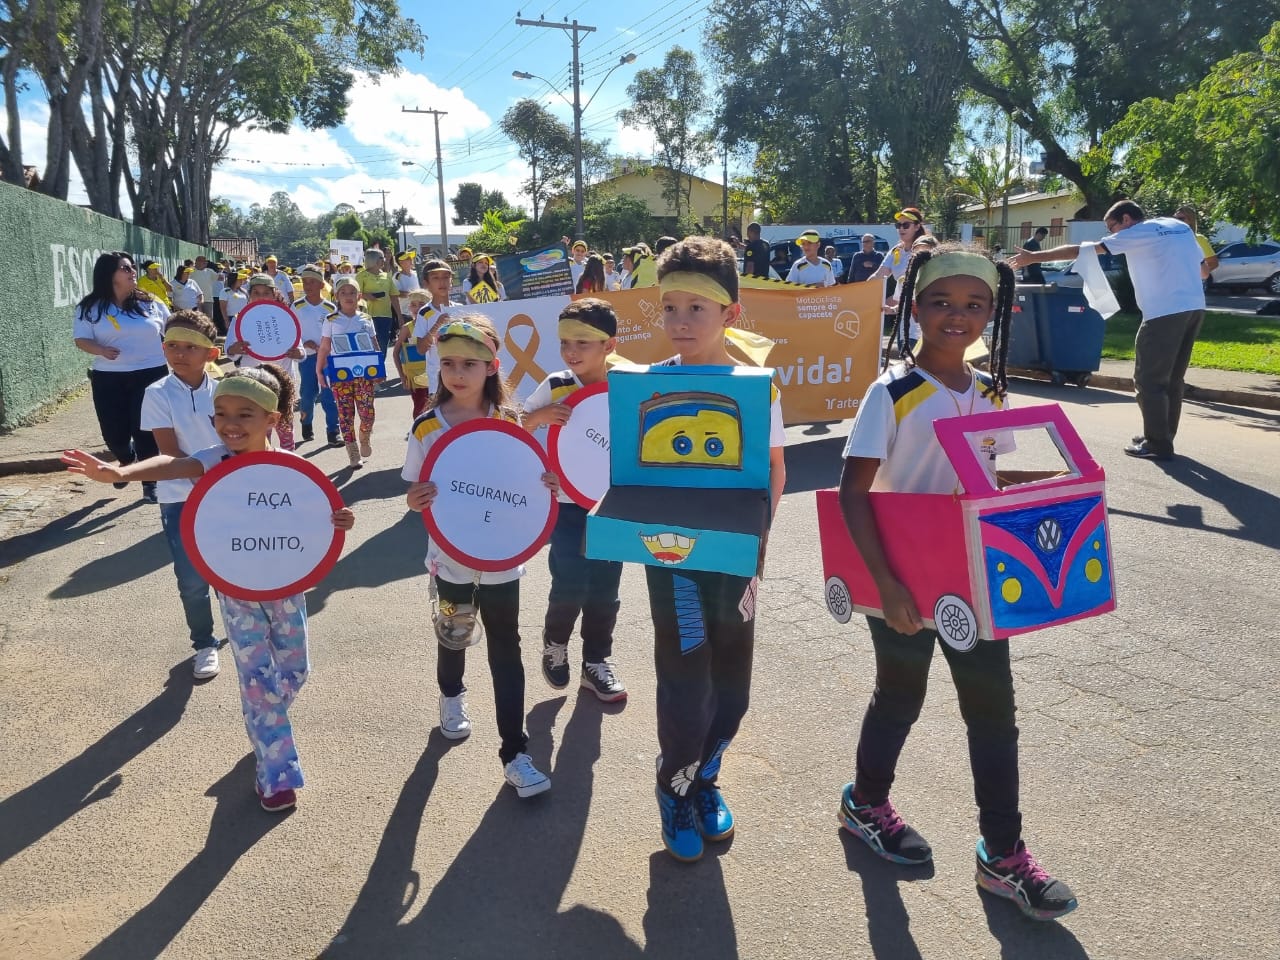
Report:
1038,285,1105,385
1006,286,1046,370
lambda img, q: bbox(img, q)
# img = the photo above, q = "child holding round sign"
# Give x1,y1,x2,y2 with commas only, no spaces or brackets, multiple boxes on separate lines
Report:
836,244,1077,920
402,316,559,799
316,275,381,468
522,298,627,703
64,365,355,813
226,274,304,451
140,310,223,680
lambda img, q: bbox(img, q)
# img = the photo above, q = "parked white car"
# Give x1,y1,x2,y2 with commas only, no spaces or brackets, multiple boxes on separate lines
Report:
1209,241,1280,294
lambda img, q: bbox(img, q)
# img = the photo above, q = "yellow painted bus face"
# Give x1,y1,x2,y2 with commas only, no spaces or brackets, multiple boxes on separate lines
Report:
638,393,742,468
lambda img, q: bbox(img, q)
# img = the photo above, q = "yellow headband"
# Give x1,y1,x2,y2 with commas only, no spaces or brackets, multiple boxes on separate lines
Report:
437,321,497,361
558,318,612,342
215,375,279,412
164,326,215,349
659,271,734,306
915,252,1000,300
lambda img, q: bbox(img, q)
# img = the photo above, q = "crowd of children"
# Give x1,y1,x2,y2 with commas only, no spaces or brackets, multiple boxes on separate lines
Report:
63,237,1078,923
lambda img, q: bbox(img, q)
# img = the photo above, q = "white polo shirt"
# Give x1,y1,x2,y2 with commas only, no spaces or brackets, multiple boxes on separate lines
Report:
140,372,220,503
1101,217,1206,319
786,257,836,287
190,267,219,300
293,297,335,356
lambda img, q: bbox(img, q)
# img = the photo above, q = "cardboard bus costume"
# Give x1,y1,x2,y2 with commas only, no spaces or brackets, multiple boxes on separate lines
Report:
325,330,385,384
585,365,773,579
817,404,1116,651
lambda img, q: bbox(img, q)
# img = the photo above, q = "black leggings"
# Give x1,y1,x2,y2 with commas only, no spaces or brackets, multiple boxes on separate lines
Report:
435,577,528,764
89,365,167,465
855,616,1022,853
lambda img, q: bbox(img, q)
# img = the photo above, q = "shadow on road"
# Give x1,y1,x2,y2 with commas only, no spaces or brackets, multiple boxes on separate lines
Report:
80,753,287,960
47,531,168,600
0,496,133,570
1108,455,1280,551
0,661,193,867
322,694,708,958
783,435,847,494
307,509,423,616
978,886,1092,959
839,829,935,960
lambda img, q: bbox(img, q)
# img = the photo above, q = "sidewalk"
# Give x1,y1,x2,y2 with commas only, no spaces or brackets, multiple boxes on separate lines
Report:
2,359,1278,477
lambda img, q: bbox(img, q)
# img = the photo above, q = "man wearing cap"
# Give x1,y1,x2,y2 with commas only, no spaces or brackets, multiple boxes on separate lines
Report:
741,222,772,279
568,239,589,288
786,231,836,287
294,265,341,445
263,255,295,301
848,233,885,283
356,248,401,373
190,255,219,320
603,253,623,291
623,243,657,288
393,249,420,325
138,261,174,306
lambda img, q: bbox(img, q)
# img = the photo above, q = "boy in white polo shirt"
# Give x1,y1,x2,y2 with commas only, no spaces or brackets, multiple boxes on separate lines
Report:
139,310,223,679
786,230,836,286
293,264,340,445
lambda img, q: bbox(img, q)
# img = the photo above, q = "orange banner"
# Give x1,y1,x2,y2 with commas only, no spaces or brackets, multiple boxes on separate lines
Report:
596,281,883,424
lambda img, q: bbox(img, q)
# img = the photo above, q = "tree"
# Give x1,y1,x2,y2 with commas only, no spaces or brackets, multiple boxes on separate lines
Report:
451,183,485,225
500,100,574,222
584,193,653,254
1106,23,1280,238
0,0,423,241
953,146,1025,247
955,0,1280,216
464,209,526,256
619,47,713,222
390,206,420,230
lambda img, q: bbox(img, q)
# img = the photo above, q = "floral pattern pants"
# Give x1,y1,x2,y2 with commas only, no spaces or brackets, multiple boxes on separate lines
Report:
331,379,376,445
218,593,310,796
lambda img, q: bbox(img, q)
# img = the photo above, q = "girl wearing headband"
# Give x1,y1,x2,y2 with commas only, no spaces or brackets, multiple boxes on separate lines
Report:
402,314,560,799
316,276,381,467
64,365,355,813
836,244,1077,921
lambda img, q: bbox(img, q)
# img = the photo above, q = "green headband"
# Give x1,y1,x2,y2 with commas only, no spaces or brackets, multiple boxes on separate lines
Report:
915,252,1000,300
215,375,279,412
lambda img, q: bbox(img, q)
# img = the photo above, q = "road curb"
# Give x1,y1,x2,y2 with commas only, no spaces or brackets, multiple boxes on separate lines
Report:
0,448,112,479
1007,368,1280,412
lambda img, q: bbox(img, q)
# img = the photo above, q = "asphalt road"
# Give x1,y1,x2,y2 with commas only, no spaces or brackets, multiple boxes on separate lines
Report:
1,380,1277,960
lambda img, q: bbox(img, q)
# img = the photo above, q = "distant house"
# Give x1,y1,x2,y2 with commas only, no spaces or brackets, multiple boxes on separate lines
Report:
959,188,1085,246
550,164,746,237
210,237,259,264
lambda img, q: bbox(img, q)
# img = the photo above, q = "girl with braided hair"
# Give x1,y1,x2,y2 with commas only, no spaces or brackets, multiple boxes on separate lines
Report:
835,245,1078,922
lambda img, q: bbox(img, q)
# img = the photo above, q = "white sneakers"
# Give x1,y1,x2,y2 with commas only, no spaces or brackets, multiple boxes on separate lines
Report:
439,693,472,740
503,753,551,798
192,646,220,680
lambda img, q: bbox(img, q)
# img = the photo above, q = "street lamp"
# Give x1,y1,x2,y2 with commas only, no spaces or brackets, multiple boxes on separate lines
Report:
513,51,636,240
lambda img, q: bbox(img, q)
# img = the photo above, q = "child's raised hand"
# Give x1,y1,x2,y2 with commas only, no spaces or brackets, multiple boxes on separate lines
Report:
541,471,561,497
331,507,355,530
62,449,123,484
878,577,923,635
406,480,438,512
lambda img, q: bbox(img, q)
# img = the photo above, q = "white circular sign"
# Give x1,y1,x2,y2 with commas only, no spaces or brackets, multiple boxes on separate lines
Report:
234,301,302,362
547,382,611,509
181,452,345,600
421,420,557,571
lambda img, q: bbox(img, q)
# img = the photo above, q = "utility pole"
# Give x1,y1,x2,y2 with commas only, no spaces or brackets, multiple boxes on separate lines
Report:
516,17,596,241
402,107,450,256
361,188,389,231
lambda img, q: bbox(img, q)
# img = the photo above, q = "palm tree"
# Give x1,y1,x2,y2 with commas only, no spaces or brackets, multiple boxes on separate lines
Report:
954,146,1024,249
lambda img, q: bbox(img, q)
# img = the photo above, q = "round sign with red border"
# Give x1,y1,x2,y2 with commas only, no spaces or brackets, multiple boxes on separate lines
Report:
546,381,611,509
233,301,302,362
181,451,345,601
419,418,558,571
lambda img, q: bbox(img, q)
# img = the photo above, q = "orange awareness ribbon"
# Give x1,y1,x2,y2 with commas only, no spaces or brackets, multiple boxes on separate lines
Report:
503,313,548,390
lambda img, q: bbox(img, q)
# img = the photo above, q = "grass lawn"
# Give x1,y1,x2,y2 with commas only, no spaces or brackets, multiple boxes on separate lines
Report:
1102,311,1280,375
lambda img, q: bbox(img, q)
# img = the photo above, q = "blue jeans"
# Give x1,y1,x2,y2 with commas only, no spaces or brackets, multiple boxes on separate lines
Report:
159,501,217,650
544,502,622,662
298,355,338,434
372,315,396,364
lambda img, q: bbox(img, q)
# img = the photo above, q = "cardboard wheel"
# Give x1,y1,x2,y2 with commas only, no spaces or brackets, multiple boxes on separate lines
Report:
934,593,977,652
824,576,853,624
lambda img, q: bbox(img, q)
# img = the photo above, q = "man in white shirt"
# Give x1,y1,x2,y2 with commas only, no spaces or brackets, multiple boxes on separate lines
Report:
824,245,845,283
189,256,219,321
786,230,836,287
1011,200,1205,461
264,255,295,301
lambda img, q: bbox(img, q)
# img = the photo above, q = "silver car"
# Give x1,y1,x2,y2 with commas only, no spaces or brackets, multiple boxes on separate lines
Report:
1209,241,1280,294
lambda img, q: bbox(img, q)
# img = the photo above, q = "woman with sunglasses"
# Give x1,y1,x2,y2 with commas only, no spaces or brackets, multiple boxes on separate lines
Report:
873,207,932,352
73,252,171,502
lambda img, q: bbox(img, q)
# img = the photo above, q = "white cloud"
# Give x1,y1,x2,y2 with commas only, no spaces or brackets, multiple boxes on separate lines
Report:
342,71,493,153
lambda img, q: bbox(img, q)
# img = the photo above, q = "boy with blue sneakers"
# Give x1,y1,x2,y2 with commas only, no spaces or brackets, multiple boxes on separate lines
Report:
648,237,786,861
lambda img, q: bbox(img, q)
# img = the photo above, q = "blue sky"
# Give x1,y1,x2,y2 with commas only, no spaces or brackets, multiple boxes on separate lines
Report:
17,1,717,231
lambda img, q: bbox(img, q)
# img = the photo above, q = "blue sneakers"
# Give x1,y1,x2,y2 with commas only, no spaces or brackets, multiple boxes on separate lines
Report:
656,787,703,862
695,784,735,842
